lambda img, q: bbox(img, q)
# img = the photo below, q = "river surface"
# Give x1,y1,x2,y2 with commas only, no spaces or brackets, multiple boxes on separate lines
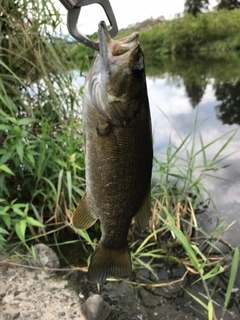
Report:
147,71,240,248
71,54,240,319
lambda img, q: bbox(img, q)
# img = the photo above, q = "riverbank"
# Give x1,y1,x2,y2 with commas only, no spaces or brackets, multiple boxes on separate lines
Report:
0,264,83,320
0,263,205,320
0,245,113,320
140,9,240,56
67,9,240,67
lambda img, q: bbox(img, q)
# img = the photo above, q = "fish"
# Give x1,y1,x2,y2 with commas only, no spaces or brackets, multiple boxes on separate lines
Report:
73,21,153,283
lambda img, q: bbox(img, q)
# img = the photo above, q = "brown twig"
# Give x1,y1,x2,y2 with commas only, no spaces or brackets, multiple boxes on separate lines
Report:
108,270,189,288
0,260,87,273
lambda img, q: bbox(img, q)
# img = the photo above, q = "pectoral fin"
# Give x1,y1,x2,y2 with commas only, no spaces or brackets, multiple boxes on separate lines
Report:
72,192,97,229
134,188,151,232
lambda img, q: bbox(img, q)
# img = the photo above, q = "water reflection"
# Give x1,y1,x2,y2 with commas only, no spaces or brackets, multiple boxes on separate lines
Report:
215,79,240,125
185,80,207,107
146,53,240,124
146,56,240,250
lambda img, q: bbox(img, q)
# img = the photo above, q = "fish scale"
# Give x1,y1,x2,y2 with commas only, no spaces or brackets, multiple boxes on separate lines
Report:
73,21,153,283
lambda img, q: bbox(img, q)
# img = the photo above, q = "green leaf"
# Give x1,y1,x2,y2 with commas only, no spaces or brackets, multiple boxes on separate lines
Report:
12,207,25,217
17,118,34,126
26,216,44,228
23,203,29,215
0,235,7,243
30,204,42,222
158,209,199,269
15,220,27,242
0,150,14,164
0,124,12,131
77,229,93,246
79,85,84,95
0,213,11,229
6,117,17,124
71,185,85,197
223,248,239,313
186,290,208,310
25,151,35,166
0,164,14,175
0,227,9,235
16,141,24,162
42,177,57,198
66,171,72,208
57,169,64,201
54,159,67,169
208,301,213,320
10,202,26,208
201,265,225,282
20,130,29,138
0,60,25,87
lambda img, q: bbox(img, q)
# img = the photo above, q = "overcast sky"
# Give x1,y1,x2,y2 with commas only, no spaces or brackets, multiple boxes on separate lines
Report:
56,0,218,36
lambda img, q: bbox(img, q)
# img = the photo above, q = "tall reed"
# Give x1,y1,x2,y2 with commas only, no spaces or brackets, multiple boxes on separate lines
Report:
0,0,85,248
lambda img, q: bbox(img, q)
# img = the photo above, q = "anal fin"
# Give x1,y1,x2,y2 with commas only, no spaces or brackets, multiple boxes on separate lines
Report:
72,192,97,229
134,187,151,232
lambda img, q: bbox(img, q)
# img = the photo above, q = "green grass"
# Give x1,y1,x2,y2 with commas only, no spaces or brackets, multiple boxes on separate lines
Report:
0,0,85,250
130,113,239,319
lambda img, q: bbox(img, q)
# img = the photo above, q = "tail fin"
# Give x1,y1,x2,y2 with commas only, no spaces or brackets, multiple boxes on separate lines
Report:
88,243,132,283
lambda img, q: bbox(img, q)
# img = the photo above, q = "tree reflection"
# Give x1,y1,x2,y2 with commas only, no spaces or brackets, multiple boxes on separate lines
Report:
185,79,207,107
215,79,240,125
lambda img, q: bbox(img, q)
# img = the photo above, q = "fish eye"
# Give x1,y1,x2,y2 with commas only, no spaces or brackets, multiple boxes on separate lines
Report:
132,63,144,79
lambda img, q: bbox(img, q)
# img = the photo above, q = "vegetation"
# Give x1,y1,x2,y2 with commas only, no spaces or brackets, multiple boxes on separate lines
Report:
0,0,85,251
1,1,239,319
69,9,240,61
217,0,240,10
141,9,240,55
131,117,239,320
184,0,209,16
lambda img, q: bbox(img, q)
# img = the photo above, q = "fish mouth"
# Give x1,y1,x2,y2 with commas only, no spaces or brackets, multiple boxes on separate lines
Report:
98,21,139,57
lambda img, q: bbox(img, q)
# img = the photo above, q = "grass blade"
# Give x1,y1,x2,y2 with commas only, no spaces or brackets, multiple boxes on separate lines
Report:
223,247,239,316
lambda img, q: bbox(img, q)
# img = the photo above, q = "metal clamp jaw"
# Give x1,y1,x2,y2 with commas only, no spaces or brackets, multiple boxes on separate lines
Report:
60,0,79,10
60,0,118,51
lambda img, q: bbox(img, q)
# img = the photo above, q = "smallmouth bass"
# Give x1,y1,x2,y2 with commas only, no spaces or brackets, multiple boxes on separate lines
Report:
73,21,153,283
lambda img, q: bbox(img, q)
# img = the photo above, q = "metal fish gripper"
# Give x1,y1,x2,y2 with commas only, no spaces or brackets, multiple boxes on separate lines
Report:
59,0,118,51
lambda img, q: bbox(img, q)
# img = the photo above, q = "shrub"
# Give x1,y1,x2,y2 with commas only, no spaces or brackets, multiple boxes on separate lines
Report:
0,0,85,247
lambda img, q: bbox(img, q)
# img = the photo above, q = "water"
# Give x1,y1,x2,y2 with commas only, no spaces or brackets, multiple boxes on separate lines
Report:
71,54,240,319
147,69,240,248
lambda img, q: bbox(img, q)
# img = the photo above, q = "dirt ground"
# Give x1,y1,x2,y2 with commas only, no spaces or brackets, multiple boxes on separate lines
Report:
0,263,85,320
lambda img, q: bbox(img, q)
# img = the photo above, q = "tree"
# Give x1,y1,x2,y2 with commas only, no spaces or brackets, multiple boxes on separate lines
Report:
185,81,207,107
217,0,240,10
215,80,240,125
184,0,209,16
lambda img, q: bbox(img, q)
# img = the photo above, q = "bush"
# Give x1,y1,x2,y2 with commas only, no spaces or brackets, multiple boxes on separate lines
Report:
0,0,85,248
